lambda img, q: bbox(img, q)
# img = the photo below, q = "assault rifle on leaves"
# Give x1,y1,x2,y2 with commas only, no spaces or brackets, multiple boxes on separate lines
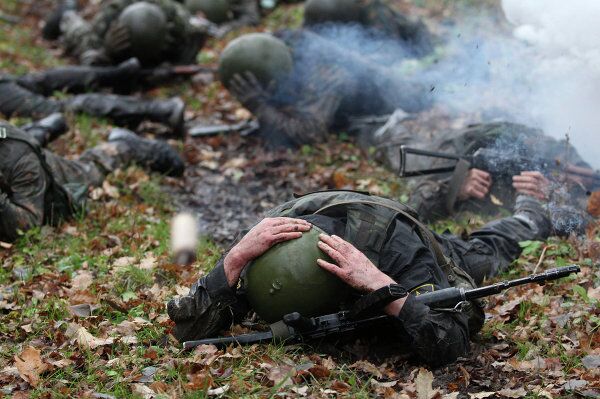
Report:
398,146,600,187
182,264,580,350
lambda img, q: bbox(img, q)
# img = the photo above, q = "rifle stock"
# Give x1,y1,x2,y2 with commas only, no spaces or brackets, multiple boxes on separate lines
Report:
182,265,581,350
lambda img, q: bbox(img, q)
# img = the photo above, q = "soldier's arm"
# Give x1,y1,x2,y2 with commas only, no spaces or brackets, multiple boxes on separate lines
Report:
378,220,472,366
0,151,47,242
229,69,344,146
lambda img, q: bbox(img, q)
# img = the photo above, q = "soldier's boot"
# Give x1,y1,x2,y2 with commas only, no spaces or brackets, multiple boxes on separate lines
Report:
16,58,142,96
42,0,78,40
108,128,185,177
66,94,186,136
21,113,68,147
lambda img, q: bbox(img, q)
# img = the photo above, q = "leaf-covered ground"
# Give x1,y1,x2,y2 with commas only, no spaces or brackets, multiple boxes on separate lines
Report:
0,0,599,398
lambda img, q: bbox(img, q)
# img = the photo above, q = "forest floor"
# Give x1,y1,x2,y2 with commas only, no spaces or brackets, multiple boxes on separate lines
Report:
0,0,598,398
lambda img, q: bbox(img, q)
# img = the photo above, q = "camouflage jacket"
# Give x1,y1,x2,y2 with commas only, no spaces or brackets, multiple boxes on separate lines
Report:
0,122,78,242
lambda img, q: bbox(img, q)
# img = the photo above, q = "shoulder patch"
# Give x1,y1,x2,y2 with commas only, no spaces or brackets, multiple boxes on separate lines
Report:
410,284,435,296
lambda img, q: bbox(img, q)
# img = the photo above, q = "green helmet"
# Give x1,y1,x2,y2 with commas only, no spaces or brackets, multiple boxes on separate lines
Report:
218,33,293,89
303,0,362,26
244,225,351,323
185,0,230,23
116,2,168,65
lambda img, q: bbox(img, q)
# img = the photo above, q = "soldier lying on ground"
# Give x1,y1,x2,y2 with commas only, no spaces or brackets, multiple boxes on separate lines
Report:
303,0,434,57
0,61,186,136
181,0,261,36
167,188,553,366
370,114,596,229
0,118,184,243
219,32,432,147
42,0,206,67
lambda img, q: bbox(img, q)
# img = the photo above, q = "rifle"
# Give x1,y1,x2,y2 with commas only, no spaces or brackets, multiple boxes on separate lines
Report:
140,64,216,87
188,119,259,137
398,146,600,187
182,264,580,350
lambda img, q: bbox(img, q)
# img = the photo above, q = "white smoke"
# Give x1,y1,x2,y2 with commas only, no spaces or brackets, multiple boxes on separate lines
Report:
500,0,600,168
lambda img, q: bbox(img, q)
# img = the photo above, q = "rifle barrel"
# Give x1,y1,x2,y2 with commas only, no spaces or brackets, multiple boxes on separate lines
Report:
183,330,274,350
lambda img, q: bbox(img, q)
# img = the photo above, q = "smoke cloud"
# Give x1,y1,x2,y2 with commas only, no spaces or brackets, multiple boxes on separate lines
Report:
425,0,600,168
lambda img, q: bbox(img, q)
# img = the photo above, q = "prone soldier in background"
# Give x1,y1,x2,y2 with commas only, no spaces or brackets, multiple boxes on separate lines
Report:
303,0,434,57
217,31,432,147
0,118,184,243
42,0,206,67
370,115,596,231
182,0,261,36
0,59,186,136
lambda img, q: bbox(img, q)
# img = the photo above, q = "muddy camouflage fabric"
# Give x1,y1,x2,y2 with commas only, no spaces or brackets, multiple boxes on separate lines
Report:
60,0,204,66
167,192,550,366
370,117,591,222
0,121,137,242
231,29,430,147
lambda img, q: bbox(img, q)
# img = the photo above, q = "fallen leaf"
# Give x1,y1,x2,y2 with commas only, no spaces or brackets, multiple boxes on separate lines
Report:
582,355,600,369
415,368,439,399
69,304,95,317
138,254,157,270
14,346,50,387
71,270,94,291
331,380,351,393
132,383,156,399
65,323,114,349
308,364,330,380
350,360,383,379
469,393,495,399
498,387,528,398
267,365,295,387
207,384,229,396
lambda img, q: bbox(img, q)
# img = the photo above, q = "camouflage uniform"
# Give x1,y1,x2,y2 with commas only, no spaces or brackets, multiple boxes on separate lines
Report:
167,191,551,366
59,0,205,66
0,120,182,242
230,29,431,147
370,116,591,222
0,73,184,134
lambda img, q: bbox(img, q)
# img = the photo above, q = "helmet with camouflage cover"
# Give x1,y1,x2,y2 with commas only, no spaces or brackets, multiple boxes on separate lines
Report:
303,0,363,26
243,225,351,323
115,2,168,65
218,33,293,89
185,0,231,23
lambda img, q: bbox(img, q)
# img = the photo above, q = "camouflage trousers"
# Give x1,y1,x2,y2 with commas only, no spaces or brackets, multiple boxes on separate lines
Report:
43,141,134,189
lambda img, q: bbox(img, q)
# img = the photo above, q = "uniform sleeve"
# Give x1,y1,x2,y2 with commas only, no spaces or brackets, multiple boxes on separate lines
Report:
250,66,347,146
378,219,471,366
167,257,250,342
0,151,47,242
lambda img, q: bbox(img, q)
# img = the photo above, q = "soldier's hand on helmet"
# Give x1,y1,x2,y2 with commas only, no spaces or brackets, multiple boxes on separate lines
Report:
512,171,550,201
317,234,395,293
224,217,312,287
458,168,492,201
228,72,273,112
105,22,132,56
